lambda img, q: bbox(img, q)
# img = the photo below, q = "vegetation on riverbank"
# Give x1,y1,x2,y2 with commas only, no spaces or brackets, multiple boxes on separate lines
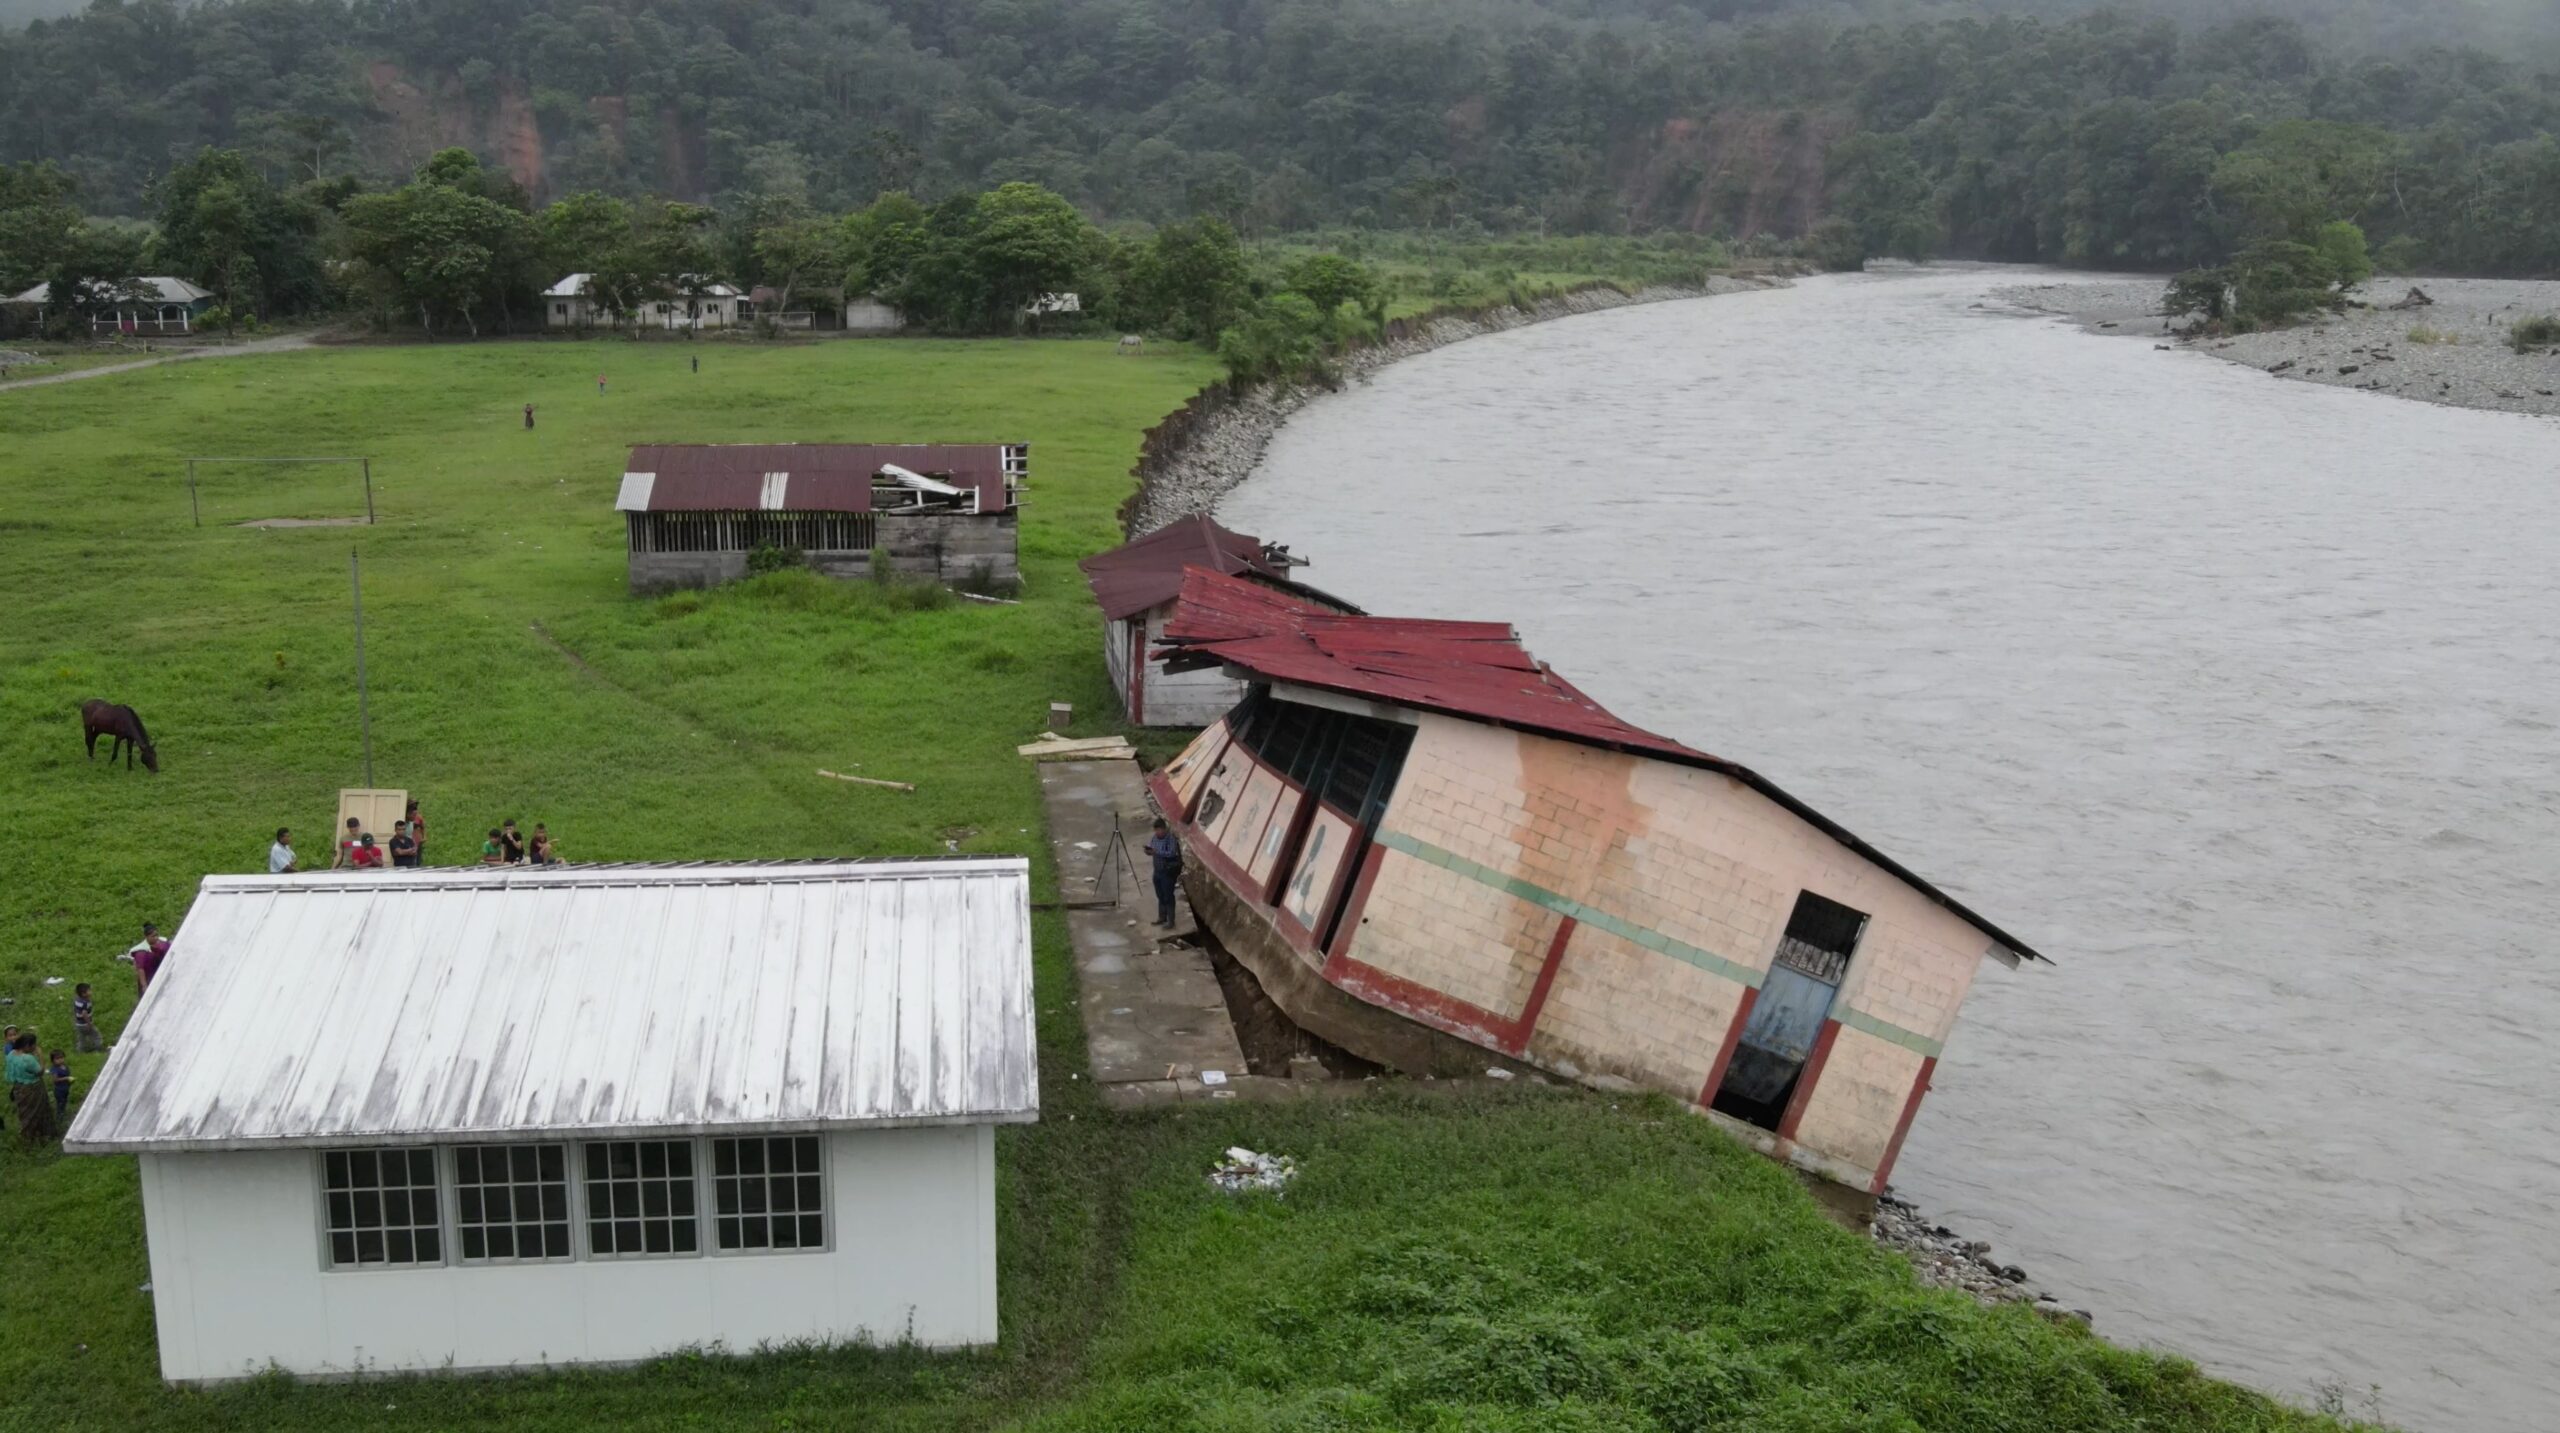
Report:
0,338,2379,1430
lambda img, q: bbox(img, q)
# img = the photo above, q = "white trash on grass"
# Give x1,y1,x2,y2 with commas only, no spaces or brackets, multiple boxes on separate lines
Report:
1207,1146,1298,1196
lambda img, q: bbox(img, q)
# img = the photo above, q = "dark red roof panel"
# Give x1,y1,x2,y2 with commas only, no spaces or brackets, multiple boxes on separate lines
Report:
1079,516,1288,620
1157,569,1707,762
622,444,1017,513
1155,569,2048,963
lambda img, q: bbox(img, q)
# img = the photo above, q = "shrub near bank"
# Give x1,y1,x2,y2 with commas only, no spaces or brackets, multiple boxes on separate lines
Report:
0,339,2377,1432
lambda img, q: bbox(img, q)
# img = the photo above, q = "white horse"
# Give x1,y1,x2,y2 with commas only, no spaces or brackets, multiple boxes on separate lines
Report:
1117,334,1145,356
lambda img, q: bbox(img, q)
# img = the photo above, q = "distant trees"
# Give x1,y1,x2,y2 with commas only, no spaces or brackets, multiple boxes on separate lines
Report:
150,149,329,322
1120,219,1250,342
0,161,83,296
340,150,538,336
2,2,2556,278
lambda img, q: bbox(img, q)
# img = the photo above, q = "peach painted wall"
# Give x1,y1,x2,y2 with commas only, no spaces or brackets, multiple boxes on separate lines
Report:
1349,714,1994,1180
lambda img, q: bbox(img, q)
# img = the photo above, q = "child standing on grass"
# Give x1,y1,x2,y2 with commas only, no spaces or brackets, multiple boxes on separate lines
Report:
49,1049,70,1119
71,984,100,1054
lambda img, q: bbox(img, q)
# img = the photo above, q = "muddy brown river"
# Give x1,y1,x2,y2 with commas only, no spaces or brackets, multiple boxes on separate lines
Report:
1221,268,2560,1433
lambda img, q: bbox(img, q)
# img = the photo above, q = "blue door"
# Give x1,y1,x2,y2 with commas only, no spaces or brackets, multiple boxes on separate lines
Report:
1720,961,1841,1107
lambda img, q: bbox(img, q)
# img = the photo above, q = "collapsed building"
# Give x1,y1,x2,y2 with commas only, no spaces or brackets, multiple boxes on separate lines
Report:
1078,516,1354,727
1146,569,2044,1196
617,443,1026,594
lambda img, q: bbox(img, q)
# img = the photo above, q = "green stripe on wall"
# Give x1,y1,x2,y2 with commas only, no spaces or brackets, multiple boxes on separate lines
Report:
1370,828,1946,1057
1373,829,1764,989
1835,1007,1944,1060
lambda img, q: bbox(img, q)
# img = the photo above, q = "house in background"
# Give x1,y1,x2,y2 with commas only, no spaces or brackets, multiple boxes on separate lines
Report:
5,276,214,335
1079,516,1354,727
617,442,1028,594
1146,569,2044,1198
843,294,908,333
545,275,744,330
65,859,1037,1384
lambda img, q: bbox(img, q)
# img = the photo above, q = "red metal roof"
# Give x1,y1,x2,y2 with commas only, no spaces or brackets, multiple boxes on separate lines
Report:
1157,569,1711,762
1078,516,1295,621
621,444,1018,513
1157,569,2048,963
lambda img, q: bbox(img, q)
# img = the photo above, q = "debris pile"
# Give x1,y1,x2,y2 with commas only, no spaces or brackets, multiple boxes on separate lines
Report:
1206,1146,1298,1196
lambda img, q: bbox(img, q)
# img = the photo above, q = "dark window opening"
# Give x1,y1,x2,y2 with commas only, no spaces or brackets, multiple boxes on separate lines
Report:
628,510,876,555
1773,891,1867,984
711,1135,826,1252
583,1139,699,1257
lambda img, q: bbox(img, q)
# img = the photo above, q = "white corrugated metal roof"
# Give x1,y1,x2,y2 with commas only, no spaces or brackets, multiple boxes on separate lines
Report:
66,860,1038,1154
6,276,210,305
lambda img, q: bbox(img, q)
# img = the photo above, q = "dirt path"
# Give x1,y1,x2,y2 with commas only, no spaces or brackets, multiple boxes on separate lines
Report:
0,332,318,392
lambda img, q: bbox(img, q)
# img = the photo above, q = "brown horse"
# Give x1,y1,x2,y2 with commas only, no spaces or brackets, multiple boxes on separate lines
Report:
80,699,158,773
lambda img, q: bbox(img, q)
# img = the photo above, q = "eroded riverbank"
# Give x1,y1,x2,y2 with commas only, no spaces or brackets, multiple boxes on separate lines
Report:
1124,273,1782,533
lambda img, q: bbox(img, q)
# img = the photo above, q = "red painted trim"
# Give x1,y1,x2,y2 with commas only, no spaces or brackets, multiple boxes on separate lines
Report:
1697,985,1759,1107
1260,788,1325,906
1504,916,1577,1057
1330,956,1521,1049
1321,839,1390,969
1775,1018,1841,1142
1868,1056,1937,1196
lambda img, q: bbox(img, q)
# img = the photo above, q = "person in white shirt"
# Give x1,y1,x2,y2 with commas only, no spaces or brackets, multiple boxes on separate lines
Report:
268,826,297,874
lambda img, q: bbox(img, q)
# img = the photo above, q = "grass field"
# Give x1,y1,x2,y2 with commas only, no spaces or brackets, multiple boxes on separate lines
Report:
0,334,2373,1431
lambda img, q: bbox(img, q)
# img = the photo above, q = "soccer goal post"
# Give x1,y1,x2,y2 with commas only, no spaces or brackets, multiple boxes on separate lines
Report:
187,456,375,527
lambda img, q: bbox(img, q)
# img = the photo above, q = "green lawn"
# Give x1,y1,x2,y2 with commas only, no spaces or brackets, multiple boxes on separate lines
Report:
0,335,2370,1431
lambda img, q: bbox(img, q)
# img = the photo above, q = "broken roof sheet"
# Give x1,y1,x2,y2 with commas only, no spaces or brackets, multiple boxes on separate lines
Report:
618,444,1019,514
1078,515,1300,621
1158,569,2047,963
65,859,1039,1154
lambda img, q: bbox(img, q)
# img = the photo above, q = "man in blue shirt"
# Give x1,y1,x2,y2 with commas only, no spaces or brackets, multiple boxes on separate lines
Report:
1144,818,1183,929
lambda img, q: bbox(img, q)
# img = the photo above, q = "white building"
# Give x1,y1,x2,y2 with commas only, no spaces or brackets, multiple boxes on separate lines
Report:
66,859,1038,1384
1078,516,1352,727
5,276,214,334
544,274,745,330
843,295,908,333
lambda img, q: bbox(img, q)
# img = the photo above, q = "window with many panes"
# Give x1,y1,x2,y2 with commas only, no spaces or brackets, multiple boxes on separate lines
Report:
711,1136,826,1251
582,1140,699,1257
322,1148,443,1268
454,1143,574,1263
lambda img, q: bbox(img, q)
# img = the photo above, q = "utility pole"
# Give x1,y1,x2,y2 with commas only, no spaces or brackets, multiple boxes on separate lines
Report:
350,548,374,788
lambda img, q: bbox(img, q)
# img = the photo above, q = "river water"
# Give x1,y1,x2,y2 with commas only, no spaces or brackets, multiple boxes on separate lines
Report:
1222,268,2560,1432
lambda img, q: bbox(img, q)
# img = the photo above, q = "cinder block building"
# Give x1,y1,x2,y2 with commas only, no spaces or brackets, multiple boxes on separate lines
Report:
617,443,1026,594
1145,570,2044,1196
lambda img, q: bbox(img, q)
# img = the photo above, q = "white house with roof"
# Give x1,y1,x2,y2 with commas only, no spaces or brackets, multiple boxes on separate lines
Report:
65,859,1038,1384
5,276,214,334
544,274,745,330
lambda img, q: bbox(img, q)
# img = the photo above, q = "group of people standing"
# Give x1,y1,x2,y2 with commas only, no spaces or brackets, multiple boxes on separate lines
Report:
0,924,133,1150
262,802,567,872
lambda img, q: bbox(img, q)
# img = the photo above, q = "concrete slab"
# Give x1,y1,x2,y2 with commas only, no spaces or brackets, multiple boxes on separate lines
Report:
1039,757,1247,1089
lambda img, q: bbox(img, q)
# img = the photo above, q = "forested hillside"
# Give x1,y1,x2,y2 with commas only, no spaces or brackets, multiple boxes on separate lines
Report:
2,0,2558,273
